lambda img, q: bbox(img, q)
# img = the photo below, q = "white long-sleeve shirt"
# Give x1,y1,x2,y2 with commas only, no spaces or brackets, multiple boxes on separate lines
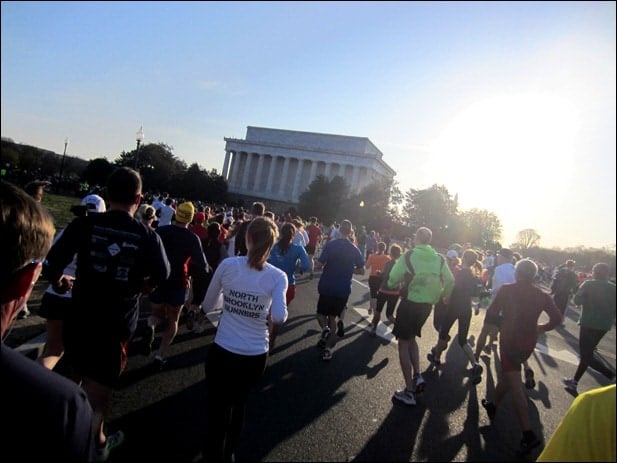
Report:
202,256,288,355
491,262,516,300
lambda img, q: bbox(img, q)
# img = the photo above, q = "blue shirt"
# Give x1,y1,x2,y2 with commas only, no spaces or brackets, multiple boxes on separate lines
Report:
317,238,365,298
268,242,310,285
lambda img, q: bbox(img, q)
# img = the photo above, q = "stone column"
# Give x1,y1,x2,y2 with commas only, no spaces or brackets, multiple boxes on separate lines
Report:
254,153,265,193
291,159,305,201
241,152,254,191
229,151,242,189
338,163,346,177
266,156,277,193
308,160,318,185
351,165,360,193
324,162,332,179
278,157,291,197
222,151,231,180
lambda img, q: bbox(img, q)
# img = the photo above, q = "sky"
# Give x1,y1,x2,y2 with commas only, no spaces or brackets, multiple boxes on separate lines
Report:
2,1,615,249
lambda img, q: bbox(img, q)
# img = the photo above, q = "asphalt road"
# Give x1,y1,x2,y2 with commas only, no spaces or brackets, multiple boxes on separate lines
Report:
10,273,616,462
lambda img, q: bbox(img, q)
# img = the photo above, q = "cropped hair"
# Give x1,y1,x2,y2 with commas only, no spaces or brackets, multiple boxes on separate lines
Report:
415,227,432,245
516,259,538,283
339,219,353,237
592,263,610,280
389,244,402,259
0,182,55,286
247,217,278,270
106,167,142,205
251,201,265,217
377,242,387,253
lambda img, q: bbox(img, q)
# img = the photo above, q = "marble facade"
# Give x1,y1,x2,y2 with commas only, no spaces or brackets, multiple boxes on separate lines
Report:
223,126,395,204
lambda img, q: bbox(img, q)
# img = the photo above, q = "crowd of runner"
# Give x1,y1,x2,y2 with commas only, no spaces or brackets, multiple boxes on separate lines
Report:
2,171,615,462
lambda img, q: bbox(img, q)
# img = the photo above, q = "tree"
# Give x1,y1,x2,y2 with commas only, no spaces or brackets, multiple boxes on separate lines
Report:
0,140,19,168
458,209,503,249
82,158,115,187
298,175,349,226
169,163,228,204
401,184,457,247
114,143,186,193
515,228,541,250
346,179,395,231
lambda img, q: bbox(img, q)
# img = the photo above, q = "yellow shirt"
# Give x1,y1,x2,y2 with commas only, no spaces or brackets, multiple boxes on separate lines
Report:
537,384,615,462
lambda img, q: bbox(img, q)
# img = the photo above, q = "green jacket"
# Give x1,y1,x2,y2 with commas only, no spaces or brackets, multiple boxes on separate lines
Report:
388,244,455,304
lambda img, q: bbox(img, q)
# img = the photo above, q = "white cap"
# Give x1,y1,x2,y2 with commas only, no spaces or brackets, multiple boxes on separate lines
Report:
81,194,106,213
446,249,459,259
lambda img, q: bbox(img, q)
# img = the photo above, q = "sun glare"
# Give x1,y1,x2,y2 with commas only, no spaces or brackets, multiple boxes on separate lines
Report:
426,93,580,216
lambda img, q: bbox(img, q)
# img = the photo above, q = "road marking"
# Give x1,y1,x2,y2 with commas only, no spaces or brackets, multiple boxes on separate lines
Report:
349,306,582,366
350,306,395,342
534,342,580,365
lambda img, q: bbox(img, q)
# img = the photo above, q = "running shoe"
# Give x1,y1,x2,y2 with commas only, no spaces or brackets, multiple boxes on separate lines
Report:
481,399,497,420
524,368,536,389
94,430,125,462
414,374,426,393
336,320,345,337
393,389,416,405
471,363,483,385
317,327,330,348
562,377,578,393
427,348,441,366
322,348,333,361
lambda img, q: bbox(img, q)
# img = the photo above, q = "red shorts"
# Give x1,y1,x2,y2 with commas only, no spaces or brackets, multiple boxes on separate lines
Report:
286,285,296,305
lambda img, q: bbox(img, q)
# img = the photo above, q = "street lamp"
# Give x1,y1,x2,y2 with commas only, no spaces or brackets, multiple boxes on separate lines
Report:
58,137,69,183
135,126,144,170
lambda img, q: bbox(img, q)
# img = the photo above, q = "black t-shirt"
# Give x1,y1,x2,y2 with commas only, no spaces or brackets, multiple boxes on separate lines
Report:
44,210,170,335
156,225,208,287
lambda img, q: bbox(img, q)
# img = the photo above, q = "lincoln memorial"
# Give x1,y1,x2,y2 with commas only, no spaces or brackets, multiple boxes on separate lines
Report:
222,126,395,206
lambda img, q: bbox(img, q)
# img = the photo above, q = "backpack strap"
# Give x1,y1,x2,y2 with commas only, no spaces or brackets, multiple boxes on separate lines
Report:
404,250,415,277
404,251,444,274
